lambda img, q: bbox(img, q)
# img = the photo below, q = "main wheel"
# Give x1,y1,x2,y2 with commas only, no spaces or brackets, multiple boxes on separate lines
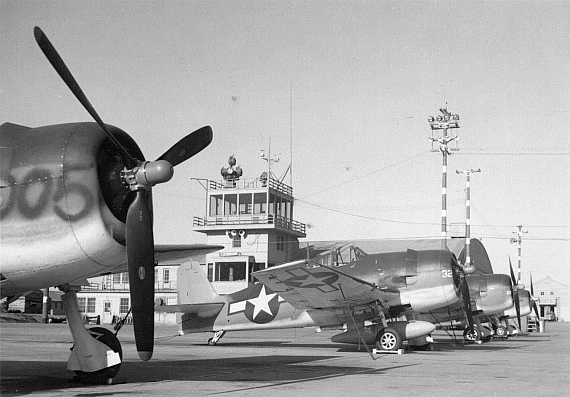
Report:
463,326,481,342
375,327,403,351
73,327,122,384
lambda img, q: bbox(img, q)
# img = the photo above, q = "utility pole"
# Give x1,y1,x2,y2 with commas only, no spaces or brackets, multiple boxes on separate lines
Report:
456,168,481,273
510,225,528,283
428,107,460,250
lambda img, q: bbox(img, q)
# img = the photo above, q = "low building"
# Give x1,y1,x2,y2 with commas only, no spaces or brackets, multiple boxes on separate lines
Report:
533,277,569,322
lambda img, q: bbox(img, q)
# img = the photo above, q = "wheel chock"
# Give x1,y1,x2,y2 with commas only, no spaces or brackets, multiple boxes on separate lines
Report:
373,348,405,355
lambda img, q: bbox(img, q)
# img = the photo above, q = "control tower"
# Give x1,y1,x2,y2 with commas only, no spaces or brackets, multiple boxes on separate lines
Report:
193,155,306,294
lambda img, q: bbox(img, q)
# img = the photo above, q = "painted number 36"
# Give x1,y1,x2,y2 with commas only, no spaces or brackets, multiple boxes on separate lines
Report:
441,270,453,278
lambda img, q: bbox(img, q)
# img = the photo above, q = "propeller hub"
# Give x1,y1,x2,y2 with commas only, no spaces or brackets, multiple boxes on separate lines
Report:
124,160,174,190
462,264,476,275
138,160,174,186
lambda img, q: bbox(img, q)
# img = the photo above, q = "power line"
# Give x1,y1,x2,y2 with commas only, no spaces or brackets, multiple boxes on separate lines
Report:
296,198,439,226
298,151,427,199
458,151,570,156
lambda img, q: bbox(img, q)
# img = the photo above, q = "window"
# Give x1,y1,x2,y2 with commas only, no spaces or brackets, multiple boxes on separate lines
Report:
224,194,237,215
207,263,213,282
209,194,223,216
269,194,276,215
104,301,111,313
77,297,86,313
119,298,130,314
86,298,96,313
239,193,252,214
163,269,170,284
277,235,286,251
233,235,242,248
215,262,246,281
250,262,266,283
254,193,266,214
541,292,545,296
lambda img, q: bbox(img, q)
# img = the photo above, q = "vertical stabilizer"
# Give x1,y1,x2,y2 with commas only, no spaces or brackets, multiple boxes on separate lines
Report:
177,260,223,304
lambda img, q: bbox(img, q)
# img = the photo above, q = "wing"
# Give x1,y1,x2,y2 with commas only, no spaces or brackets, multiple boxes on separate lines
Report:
108,244,223,274
154,244,223,263
253,259,399,311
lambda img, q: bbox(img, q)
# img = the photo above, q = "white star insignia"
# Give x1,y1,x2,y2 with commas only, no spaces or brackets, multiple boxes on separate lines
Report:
248,285,277,319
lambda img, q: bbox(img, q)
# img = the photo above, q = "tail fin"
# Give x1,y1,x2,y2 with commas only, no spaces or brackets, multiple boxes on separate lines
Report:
177,260,224,305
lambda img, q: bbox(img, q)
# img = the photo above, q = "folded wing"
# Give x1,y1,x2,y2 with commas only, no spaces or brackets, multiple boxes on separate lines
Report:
253,259,399,310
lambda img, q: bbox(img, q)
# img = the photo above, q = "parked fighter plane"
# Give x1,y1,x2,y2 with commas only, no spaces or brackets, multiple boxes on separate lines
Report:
1,27,217,382
157,240,477,352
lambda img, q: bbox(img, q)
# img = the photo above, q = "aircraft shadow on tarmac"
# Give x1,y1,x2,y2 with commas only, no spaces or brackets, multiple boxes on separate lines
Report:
0,355,418,395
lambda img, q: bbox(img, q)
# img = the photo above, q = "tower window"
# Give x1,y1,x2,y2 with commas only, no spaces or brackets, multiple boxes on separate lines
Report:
233,235,242,248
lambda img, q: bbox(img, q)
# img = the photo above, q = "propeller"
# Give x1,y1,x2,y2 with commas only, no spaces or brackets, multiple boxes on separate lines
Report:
453,258,474,333
509,257,522,329
34,27,213,361
529,273,540,319
459,270,475,333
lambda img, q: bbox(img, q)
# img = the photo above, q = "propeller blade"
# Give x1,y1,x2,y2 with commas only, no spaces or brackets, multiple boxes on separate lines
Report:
530,274,540,318
508,257,522,328
34,26,136,168
157,126,213,167
460,274,475,333
126,190,155,361
509,256,517,285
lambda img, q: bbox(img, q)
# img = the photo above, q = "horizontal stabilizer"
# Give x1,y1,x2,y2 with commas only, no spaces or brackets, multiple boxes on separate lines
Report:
155,302,224,317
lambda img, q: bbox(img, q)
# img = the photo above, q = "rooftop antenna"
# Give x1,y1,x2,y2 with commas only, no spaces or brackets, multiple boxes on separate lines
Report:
290,81,293,187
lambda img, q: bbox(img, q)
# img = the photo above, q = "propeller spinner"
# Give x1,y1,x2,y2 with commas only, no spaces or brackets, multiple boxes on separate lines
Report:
34,27,213,361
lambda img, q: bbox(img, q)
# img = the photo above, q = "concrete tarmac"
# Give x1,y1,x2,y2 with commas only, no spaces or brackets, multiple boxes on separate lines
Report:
1,322,569,396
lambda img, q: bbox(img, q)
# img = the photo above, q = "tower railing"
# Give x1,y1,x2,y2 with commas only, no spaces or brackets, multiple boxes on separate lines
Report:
207,177,293,196
193,213,306,234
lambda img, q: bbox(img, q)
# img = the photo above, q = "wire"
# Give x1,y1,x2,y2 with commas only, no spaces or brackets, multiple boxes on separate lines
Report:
298,151,427,199
297,198,440,225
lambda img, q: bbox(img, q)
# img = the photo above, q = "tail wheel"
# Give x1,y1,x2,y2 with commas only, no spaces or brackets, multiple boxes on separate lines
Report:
74,327,123,384
495,325,507,338
463,326,481,342
375,327,403,351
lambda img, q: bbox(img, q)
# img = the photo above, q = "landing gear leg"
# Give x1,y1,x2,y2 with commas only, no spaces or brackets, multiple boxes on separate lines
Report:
60,286,122,383
208,330,226,346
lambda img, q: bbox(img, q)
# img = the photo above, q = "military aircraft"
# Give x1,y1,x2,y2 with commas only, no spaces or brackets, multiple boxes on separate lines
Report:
1,27,217,382
157,240,478,353
414,252,533,343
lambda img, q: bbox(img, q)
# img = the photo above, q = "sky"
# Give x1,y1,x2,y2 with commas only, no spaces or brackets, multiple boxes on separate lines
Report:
1,0,569,286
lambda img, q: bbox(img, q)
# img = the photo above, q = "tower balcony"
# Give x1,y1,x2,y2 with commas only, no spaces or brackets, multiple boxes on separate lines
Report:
193,213,306,237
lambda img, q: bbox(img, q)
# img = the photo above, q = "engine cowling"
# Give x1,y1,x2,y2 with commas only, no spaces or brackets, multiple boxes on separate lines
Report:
468,274,514,315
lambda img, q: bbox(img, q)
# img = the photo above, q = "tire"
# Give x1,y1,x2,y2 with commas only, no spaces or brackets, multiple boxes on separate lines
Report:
73,327,122,384
375,327,403,351
494,325,507,338
463,326,481,342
